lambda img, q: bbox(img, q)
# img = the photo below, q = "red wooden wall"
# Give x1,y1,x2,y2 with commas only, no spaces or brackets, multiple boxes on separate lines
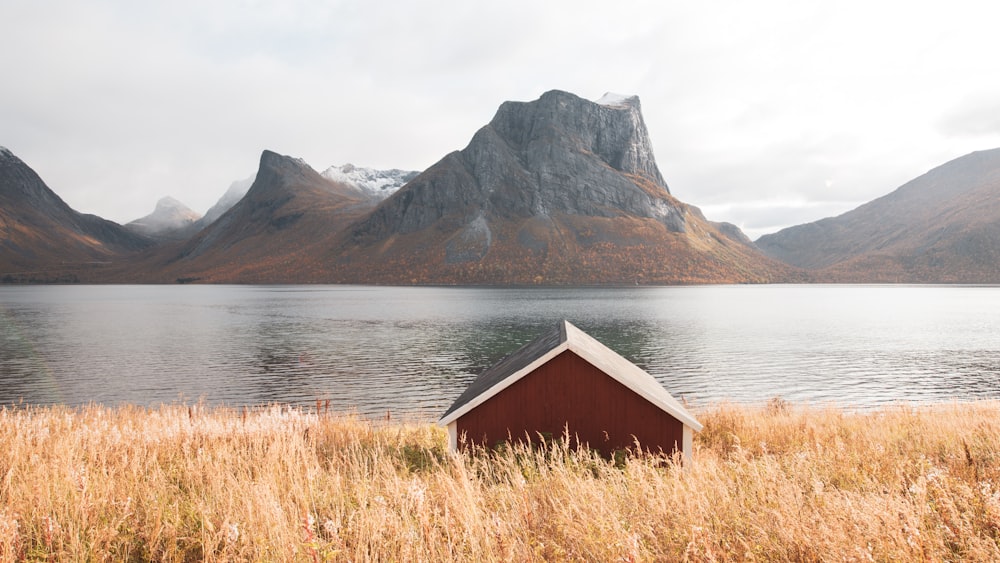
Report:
455,350,684,455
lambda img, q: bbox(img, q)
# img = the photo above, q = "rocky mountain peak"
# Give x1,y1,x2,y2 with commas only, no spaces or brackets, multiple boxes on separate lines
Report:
204,150,367,234
154,196,197,215
333,90,781,284
164,149,381,273
354,90,683,242
486,89,668,191
250,150,317,194
240,150,361,210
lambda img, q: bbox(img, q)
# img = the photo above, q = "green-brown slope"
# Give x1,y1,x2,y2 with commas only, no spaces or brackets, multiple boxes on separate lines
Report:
130,150,377,283
0,147,152,282
756,148,1000,282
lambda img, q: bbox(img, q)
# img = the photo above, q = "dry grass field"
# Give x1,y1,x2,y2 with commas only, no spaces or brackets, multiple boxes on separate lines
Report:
1,400,999,561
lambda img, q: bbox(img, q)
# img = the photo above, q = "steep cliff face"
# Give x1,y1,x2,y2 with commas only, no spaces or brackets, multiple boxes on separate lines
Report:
756,148,1000,282
334,91,787,285
354,90,683,242
0,147,151,278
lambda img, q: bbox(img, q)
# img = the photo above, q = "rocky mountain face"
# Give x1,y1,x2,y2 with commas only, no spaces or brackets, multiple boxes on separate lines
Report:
126,196,201,241
142,150,377,282
354,91,680,240
334,90,787,284
2,90,795,285
320,164,418,200
0,147,152,281
756,148,1000,282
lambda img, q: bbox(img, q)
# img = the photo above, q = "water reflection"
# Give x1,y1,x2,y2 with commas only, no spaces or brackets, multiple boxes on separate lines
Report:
1,284,1000,418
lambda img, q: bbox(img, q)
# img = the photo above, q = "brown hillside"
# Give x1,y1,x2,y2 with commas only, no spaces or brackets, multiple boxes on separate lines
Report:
129,150,377,283
331,207,788,285
0,147,152,282
756,148,1000,282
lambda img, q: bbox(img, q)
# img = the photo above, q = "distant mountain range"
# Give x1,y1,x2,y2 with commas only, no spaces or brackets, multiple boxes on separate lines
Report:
320,164,418,201
755,148,1000,282
141,150,377,283
3,90,1000,284
125,196,200,241
124,162,417,244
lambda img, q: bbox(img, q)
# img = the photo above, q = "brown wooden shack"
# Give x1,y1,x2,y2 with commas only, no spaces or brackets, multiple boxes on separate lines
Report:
438,320,701,459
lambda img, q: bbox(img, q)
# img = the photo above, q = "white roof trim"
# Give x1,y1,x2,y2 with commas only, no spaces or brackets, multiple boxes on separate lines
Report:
438,321,702,432
563,322,702,431
438,341,570,425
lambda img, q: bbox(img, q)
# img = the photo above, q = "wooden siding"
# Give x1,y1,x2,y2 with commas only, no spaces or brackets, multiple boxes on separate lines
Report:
455,350,685,456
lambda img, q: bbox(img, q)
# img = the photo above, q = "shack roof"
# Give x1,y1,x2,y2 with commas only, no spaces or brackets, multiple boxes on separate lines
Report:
438,320,702,431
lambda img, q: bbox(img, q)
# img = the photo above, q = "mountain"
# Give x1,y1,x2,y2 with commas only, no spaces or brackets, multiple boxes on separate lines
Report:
126,196,200,241
755,148,1000,282
0,146,152,282
196,175,255,229
2,90,794,285
186,162,414,238
330,90,788,284
320,164,418,200
144,150,377,282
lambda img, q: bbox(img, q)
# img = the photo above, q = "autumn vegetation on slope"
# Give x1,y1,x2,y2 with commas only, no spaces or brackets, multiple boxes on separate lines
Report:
1,402,998,561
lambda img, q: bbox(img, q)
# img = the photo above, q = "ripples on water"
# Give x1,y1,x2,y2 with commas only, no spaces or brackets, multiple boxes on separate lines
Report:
1,284,999,419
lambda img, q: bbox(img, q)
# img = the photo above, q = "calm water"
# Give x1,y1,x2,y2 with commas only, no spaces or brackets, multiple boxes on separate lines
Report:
1,284,999,419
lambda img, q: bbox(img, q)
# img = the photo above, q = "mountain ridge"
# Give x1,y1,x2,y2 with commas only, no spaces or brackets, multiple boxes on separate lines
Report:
133,149,377,282
1,91,795,284
0,147,152,281
755,148,1000,282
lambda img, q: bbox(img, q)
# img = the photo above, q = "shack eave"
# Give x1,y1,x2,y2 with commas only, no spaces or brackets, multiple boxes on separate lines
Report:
439,320,701,432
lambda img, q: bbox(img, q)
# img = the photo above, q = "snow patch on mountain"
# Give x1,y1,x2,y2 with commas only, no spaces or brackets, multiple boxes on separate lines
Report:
321,164,418,200
595,92,638,108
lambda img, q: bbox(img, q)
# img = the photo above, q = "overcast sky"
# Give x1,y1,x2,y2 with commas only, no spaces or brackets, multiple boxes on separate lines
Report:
4,1,1000,239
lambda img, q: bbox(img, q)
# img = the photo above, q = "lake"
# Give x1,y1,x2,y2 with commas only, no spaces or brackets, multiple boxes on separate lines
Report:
1,284,999,419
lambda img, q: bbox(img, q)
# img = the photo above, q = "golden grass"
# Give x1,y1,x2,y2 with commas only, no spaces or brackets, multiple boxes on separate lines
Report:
1,401,999,561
